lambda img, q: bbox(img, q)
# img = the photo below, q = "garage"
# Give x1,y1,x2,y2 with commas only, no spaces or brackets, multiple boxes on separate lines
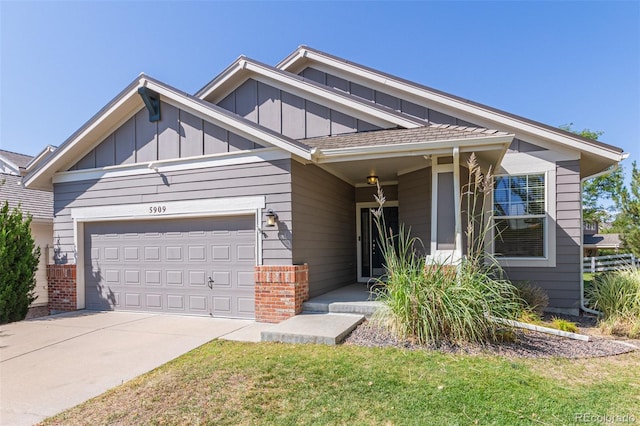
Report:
84,215,256,319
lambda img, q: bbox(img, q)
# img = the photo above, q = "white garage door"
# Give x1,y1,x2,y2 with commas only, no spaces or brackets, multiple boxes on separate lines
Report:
84,216,256,319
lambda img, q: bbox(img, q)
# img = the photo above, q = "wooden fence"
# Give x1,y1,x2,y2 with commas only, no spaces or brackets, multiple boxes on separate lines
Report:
583,253,640,273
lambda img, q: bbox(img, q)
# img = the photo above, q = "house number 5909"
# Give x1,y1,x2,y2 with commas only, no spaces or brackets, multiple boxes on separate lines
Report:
149,206,167,213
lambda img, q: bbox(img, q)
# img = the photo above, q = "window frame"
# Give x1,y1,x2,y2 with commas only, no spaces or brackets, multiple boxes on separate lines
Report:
490,169,556,268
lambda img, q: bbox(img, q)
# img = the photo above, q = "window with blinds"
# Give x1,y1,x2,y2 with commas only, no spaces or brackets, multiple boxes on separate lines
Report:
493,174,546,258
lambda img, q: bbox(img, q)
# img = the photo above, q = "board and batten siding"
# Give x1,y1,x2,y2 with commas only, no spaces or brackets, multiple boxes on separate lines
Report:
70,102,260,171
299,67,477,127
291,162,356,297
53,159,294,266
502,160,582,311
217,79,381,140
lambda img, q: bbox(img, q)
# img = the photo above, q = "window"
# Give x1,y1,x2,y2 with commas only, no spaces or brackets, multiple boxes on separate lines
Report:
493,174,545,258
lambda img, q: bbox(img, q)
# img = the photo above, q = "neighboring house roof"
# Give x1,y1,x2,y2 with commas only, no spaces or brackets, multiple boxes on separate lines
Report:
584,233,624,249
1,172,53,221
0,149,34,175
277,46,625,177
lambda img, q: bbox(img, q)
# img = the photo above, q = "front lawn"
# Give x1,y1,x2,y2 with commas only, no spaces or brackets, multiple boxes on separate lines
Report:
43,341,639,425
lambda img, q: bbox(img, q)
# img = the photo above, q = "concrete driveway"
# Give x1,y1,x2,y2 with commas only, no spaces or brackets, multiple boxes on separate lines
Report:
0,311,265,425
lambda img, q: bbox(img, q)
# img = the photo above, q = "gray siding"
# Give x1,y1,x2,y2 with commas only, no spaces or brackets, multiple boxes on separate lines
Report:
398,167,431,254
291,162,356,297
53,159,293,266
217,79,381,140
300,67,474,126
503,160,582,311
70,103,259,171
355,185,398,203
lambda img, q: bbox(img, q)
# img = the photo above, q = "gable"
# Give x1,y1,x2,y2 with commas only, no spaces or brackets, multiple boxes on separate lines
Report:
69,101,262,171
216,78,381,140
280,47,624,177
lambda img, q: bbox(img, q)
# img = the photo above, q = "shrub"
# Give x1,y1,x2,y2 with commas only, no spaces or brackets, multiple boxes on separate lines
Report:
0,201,40,323
550,317,579,333
586,268,640,338
514,282,549,315
370,154,523,345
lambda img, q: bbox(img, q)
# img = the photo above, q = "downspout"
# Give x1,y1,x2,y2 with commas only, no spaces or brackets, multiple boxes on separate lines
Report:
579,164,621,316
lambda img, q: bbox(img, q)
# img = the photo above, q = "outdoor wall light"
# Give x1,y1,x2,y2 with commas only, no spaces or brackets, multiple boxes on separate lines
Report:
366,175,379,185
265,209,278,227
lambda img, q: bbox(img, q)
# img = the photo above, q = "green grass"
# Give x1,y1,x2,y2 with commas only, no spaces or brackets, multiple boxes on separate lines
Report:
42,341,640,425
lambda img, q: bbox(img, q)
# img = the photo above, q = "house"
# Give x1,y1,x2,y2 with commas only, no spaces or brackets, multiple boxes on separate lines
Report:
583,222,624,257
23,46,625,320
1,147,55,318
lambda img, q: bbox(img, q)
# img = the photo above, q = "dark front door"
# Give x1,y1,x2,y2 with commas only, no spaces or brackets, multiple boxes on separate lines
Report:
360,206,399,279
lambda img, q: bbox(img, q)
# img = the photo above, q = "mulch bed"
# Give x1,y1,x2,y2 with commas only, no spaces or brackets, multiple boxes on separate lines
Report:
343,315,638,359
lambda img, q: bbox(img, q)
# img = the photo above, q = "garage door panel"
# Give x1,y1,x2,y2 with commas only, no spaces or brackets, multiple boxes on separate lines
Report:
124,270,141,285
188,245,206,261
125,293,142,308
167,294,185,310
166,270,184,286
124,247,139,261
237,271,254,288
211,245,230,261
165,246,183,261
237,297,254,314
84,216,256,318
145,246,161,261
188,271,206,286
146,294,163,308
237,245,255,261
213,296,231,314
212,271,231,287
189,295,208,312
104,247,119,261
145,270,162,285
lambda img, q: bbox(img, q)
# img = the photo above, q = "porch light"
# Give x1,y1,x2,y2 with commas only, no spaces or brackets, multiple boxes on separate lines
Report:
265,209,278,227
366,175,379,185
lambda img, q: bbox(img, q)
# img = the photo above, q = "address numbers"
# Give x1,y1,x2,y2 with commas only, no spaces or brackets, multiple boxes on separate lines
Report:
149,205,167,214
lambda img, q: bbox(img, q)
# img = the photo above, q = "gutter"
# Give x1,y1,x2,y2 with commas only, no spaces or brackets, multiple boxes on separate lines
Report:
579,161,626,316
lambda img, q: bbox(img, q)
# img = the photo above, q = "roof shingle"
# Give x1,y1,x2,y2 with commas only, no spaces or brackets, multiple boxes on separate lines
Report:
301,124,511,150
1,173,53,220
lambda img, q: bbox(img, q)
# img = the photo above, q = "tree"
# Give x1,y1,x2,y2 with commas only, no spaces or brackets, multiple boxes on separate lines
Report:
0,200,40,323
616,161,640,257
560,124,624,225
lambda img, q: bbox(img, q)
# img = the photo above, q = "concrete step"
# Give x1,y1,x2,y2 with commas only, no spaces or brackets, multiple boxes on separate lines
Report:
261,313,365,345
302,300,382,317
301,283,383,317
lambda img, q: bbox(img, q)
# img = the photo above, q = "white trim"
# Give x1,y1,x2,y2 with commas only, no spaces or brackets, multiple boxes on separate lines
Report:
452,147,462,259
356,201,398,282
314,136,512,163
280,48,624,163
429,154,462,261
53,148,289,184
71,196,266,221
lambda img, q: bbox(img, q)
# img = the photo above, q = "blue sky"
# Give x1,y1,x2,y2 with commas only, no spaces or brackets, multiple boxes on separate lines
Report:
1,1,638,180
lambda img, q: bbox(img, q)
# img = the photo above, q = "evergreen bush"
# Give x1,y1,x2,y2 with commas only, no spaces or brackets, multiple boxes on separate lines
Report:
0,201,40,323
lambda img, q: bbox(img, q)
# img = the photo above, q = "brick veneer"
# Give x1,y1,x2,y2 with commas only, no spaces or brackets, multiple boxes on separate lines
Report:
254,264,309,323
47,264,77,314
